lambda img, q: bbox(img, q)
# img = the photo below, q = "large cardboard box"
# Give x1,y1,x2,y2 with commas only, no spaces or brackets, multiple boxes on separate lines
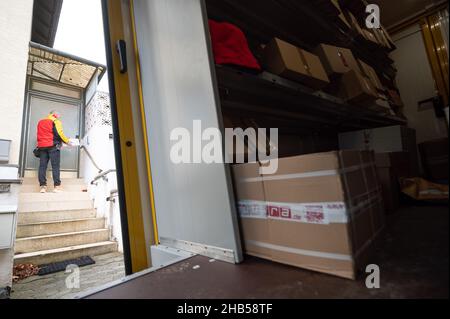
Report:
337,70,378,103
357,59,384,92
262,38,330,89
375,152,411,212
232,151,385,279
314,44,361,78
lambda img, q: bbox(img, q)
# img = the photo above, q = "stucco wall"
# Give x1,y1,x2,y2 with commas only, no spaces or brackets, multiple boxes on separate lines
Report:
0,0,34,292
80,92,122,252
0,0,34,165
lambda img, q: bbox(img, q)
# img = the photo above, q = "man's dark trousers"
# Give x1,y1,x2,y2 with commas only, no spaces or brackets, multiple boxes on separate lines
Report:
38,147,61,187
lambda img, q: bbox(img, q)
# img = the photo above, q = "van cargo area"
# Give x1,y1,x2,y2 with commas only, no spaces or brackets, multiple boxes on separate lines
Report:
1,0,448,302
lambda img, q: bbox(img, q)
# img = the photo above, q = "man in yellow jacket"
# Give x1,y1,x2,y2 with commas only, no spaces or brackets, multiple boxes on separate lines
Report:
36,110,71,193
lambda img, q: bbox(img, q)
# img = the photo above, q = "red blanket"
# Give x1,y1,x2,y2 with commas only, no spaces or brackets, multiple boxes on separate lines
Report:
209,20,261,71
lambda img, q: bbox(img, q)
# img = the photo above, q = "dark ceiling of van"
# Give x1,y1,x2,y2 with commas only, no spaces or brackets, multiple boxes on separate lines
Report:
372,0,446,28
31,0,63,47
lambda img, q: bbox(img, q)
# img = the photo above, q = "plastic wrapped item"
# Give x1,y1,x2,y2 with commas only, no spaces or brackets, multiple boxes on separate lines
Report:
62,138,80,149
68,138,80,146
400,178,449,201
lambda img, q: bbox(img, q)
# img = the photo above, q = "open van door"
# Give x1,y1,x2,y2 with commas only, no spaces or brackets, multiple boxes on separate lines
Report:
102,0,243,272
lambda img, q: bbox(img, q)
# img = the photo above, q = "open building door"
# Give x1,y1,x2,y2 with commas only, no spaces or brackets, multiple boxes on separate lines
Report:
102,0,243,271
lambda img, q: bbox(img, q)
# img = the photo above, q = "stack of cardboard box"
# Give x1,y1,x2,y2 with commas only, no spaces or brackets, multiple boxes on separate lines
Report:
314,43,379,103
330,0,352,29
258,1,397,109
262,37,387,106
357,59,392,112
340,3,394,50
232,150,385,279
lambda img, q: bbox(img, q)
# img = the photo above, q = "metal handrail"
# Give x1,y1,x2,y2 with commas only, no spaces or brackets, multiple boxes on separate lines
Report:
91,169,116,185
0,179,22,185
80,145,103,173
106,189,119,202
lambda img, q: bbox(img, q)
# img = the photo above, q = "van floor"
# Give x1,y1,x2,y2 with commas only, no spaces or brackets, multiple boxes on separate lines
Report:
86,205,449,299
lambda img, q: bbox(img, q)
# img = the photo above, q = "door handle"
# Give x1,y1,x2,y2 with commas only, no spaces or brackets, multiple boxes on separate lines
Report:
116,40,127,74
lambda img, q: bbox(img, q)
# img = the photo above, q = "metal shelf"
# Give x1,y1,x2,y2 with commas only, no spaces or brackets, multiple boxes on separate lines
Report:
206,0,396,80
215,66,406,132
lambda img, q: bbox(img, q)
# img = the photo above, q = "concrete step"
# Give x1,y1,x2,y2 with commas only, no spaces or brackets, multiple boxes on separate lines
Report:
18,199,94,213
14,241,118,265
16,218,106,238
18,209,96,224
21,177,86,185
15,229,110,254
19,192,91,203
20,184,88,193
23,170,78,179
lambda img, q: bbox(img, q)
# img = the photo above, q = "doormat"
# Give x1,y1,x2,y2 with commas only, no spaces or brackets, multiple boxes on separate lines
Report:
38,256,95,276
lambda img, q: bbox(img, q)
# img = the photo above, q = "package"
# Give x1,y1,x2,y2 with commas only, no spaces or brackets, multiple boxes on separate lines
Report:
375,152,411,212
357,59,384,92
232,150,385,279
381,26,395,48
373,28,391,48
368,97,393,113
401,178,449,201
262,38,330,89
362,29,379,45
339,126,420,176
418,138,449,181
347,11,365,37
387,89,404,107
314,44,361,78
337,70,378,103
330,0,352,29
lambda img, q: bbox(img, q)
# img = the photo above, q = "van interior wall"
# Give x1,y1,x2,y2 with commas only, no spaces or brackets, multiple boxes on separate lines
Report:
391,24,448,144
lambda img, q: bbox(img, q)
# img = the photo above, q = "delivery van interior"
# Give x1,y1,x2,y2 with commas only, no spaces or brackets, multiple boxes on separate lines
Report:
1,0,448,302
0,0,442,300
84,0,448,298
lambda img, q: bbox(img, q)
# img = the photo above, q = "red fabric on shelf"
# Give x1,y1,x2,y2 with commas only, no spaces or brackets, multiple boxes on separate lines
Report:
208,20,261,71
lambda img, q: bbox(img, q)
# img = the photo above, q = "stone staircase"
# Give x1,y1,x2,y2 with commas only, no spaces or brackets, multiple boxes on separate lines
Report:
14,178,118,265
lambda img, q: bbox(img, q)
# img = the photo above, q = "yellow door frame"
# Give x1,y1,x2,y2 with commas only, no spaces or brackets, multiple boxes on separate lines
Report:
421,11,449,107
101,0,154,274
